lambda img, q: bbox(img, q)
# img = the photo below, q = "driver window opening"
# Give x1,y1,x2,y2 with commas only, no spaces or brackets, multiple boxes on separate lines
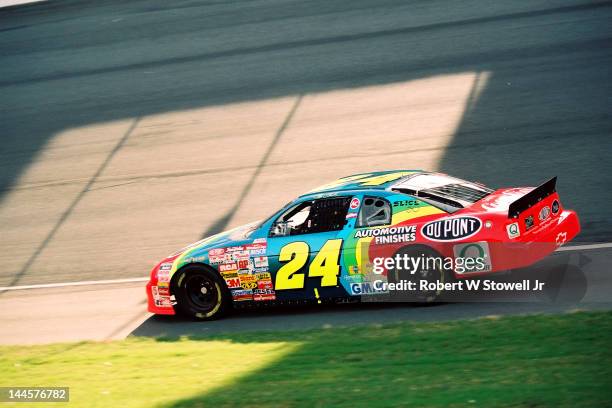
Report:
357,196,391,227
270,197,351,237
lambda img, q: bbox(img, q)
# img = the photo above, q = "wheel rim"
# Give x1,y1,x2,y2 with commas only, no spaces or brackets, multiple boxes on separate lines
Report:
393,254,444,301
183,274,219,313
417,264,443,301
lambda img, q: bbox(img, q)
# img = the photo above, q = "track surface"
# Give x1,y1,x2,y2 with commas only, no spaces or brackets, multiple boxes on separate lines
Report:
1,246,610,345
1,0,611,343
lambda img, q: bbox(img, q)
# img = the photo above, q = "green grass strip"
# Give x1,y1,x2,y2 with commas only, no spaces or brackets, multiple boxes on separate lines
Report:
1,311,611,407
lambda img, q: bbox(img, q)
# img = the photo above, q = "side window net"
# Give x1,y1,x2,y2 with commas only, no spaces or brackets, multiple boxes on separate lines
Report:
357,197,391,227
270,197,351,237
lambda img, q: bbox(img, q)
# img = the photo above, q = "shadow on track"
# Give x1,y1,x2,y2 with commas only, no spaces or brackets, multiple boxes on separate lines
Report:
131,252,599,340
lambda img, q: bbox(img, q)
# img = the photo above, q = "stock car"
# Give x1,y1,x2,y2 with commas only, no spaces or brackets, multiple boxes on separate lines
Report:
146,170,580,320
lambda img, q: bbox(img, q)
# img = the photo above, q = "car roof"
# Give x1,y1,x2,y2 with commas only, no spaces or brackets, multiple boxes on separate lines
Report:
300,170,426,199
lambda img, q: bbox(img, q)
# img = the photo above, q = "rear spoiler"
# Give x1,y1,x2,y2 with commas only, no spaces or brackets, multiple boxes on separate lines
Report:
508,177,557,218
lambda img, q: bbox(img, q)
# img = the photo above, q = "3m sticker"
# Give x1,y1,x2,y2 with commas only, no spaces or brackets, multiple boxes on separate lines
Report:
225,277,241,289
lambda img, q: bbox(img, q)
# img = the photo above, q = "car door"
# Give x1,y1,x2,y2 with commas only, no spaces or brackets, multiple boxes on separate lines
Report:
266,195,356,301
337,192,395,297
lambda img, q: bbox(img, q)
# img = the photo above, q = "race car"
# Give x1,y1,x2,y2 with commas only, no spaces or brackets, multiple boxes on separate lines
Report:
146,170,580,319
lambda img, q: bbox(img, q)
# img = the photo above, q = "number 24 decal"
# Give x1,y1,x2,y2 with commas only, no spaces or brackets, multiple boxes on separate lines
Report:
275,239,342,290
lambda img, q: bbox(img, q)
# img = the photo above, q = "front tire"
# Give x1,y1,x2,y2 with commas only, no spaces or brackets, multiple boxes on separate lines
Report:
172,265,231,320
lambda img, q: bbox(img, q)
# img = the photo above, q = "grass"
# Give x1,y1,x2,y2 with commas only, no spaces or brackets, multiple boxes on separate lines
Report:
1,311,611,407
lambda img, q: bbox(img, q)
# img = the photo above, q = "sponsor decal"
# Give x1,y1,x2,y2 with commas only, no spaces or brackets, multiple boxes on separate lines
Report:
237,259,251,269
253,238,267,244
184,256,206,263
556,232,567,247
255,272,271,280
232,251,250,261
375,232,415,245
253,288,276,301
355,225,415,238
453,242,492,273
355,225,416,244
253,256,268,268
238,268,251,275
226,246,245,252
231,289,253,301
151,286,159,297
159,263,172,271
157,281,169,288
341,274,365,284
249,248,266,256
254,289,275,294
240,275,256,283
208,248,225,256
158,287,170,296
155,297,172,307
392,200,419,207
241,281,258,290
506,222,520,239
349,264,374,275
245,242,267,251
225,277,241,289
525,215,534,230
257,279,274,290
539,206,551,221
421,216,482,241
221,271,238,279
346,212,358,219
209,255,225,264
219,262,238,272
157,270,170,283
254,293,276,301
551,200,560,214
350,197,361,210
349,281,387,295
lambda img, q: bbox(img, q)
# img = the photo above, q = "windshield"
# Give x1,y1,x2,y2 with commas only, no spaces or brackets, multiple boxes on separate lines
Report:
251,200,294,232
391,173,493,212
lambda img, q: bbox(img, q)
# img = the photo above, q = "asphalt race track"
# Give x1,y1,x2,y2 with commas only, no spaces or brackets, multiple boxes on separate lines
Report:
1,0,611,344
1,246,611,344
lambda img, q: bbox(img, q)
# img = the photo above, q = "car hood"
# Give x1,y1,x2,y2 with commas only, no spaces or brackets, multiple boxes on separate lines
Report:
168,221,261,258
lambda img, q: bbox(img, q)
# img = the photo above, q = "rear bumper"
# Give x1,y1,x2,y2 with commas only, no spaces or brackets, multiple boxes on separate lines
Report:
456,209,580,278
496,209,580,269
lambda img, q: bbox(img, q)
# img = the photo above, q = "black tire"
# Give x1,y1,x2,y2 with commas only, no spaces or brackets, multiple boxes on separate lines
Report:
172,265,231,320
388,245,450,303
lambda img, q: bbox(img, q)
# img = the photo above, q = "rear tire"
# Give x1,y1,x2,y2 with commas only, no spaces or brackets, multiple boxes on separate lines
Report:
388,246,450,303
172,265,231,320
